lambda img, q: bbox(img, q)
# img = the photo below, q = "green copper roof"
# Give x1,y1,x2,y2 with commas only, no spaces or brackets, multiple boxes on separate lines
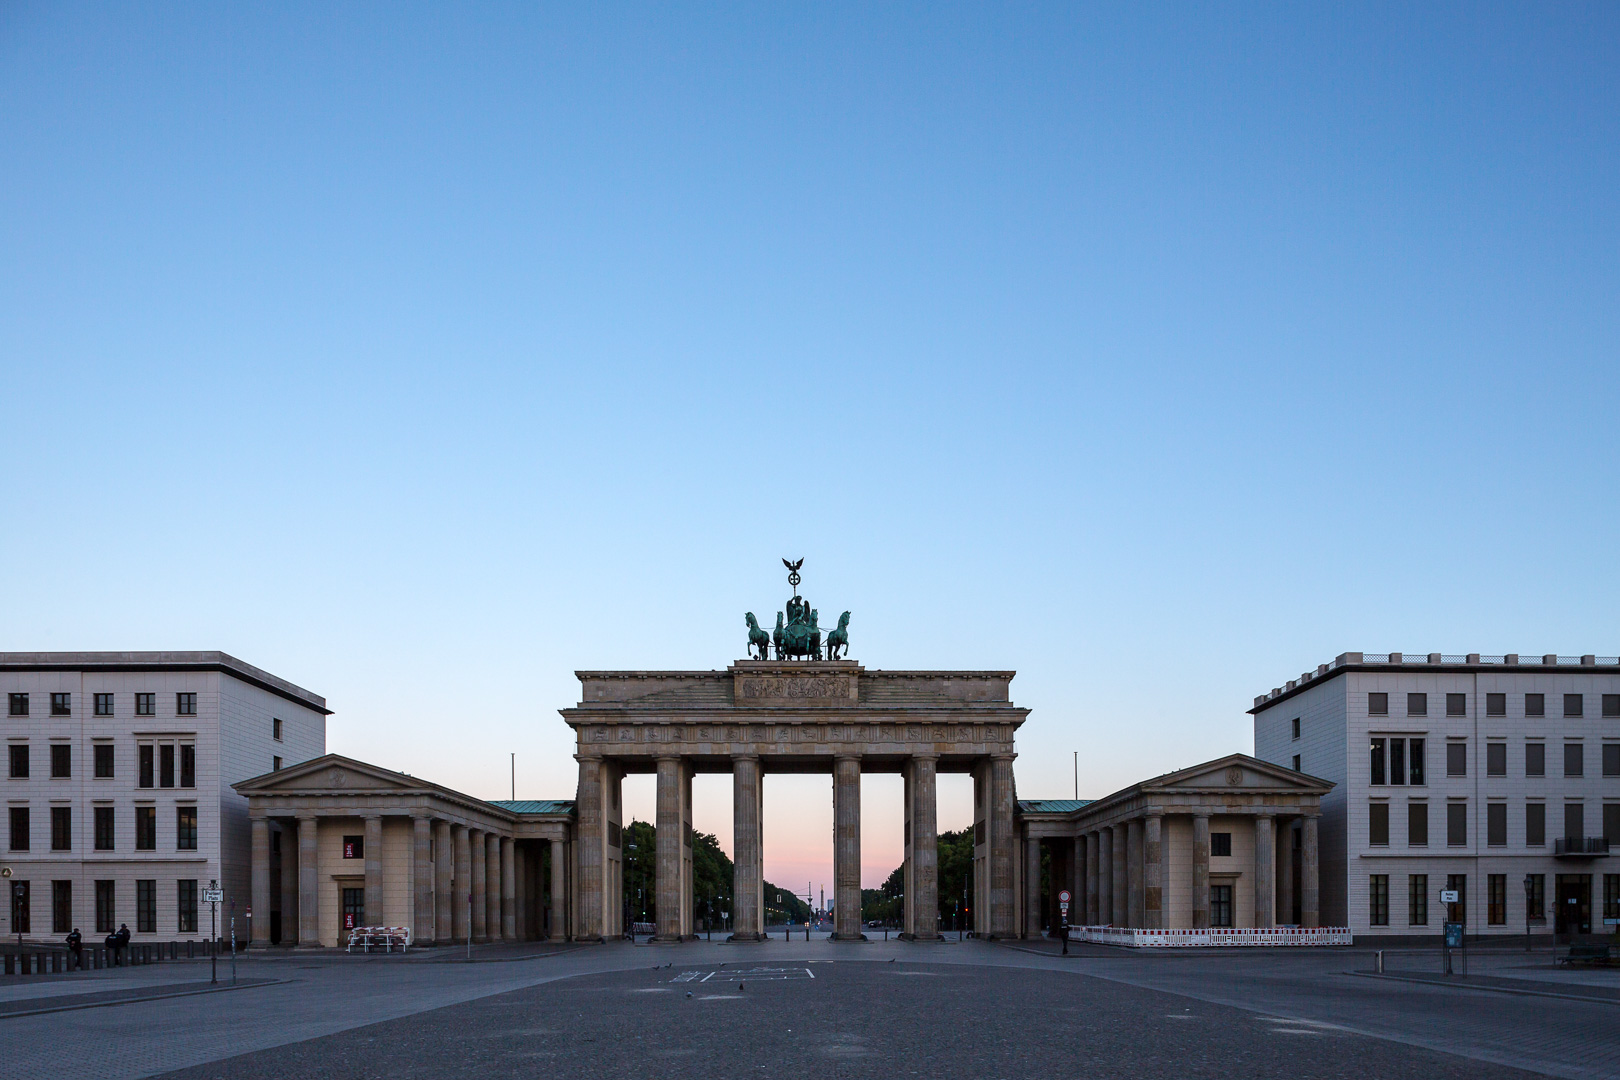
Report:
1017,799,1092,814
489,800,575,815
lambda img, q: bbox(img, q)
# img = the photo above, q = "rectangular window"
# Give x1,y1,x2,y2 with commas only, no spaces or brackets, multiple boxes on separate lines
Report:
1446,873,1467,925
135,806,156,850
1409,739,1425,785
1447,693,1467,717
136,880,156,933
9,744,27,778
1565,693,1584,718
1605,875,1620,923
272,756,283,771
1605,744,1620,777
180,744,195,788
52,880,71,935
138,744,154,788
50,692,70,717
1525,693,1545,717
1447,802,1467,846
1487,803,1507,846
50,744,70,778
1528,874,1545,920
1566,742,1584,778
1408,802,1428,846
1605,694,1620,718
94,743,114,778
1526,742,1545,777
94,693,114,717
95,880,115,934
1209,884,1233,928
1408,693,1428,717
1447,742,1467,777
1370,739,1386,785
94,806,114,850
176,806,198,851
1389,739,1406,786
160,744,174,788
8,693,27,717
1605,803,1620,845
1527,802,1546,847
1565,802,1585,840
1486,742,1506,777
177,880,197,933
342,834,364,859
273,717,283,741
135,693,154,717
50,806,71,850
1488,874,1506,925
1369,875,1389,926
9,806,28,850
1486,693,1506,717
176,693,196,716
1408,874,1428,925
8,880,28,933
1368,692,1388,716
1369,803,1389,846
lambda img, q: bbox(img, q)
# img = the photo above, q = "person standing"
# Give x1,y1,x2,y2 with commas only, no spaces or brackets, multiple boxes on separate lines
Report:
65,928,82,970
115,923,130,965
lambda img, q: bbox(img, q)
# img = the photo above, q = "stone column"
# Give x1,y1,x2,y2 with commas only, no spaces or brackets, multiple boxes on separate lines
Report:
987,753,1015,938
486,832,502,941
1097,827,1113,924
1127,818,1144,928
1111,824,1127,927
452,824,471,943
547,839,566,942
279,821,299,945
573,757,605,942
363,815,384,927
1024,834,1043,937
434,819,453,945
1071,835,1084,927
413,816,433,943
833,755,863,941
908,753,941,939
250,817,271,946
500,836,516,941
1253,815,1275,929
654,757,683,942
297,812,319,947
1192,813,1211,929
470,829,488,942
730,755,764,942
1302,814,1320,929
1144,814,1163,930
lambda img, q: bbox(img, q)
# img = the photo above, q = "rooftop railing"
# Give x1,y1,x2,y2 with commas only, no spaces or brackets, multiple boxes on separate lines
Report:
1255,651,1620,707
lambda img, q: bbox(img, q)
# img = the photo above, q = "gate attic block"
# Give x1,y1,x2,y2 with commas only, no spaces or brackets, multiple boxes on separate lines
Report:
561,661,1029,941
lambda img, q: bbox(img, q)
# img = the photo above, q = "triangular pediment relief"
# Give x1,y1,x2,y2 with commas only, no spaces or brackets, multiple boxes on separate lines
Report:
233,754,425,795
1145,754,1332,794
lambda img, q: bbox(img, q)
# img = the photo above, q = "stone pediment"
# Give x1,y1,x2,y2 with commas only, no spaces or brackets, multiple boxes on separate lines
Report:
233,754,426,795
1145,754,1331,794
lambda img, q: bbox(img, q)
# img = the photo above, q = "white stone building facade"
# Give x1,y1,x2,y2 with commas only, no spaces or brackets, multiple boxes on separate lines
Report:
1252,652,1620,941
2,653,327,943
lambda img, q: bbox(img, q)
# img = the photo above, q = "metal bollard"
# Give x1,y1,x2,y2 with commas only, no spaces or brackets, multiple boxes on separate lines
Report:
1375,950,1384,974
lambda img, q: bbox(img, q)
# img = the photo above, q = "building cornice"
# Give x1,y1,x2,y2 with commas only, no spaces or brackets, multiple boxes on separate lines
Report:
0,651,330,714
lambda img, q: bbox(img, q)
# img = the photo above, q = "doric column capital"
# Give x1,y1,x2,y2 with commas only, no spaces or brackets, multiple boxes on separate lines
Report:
296,809,318,823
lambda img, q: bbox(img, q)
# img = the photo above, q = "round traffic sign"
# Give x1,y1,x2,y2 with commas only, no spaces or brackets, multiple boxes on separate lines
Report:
1058,890,1071,903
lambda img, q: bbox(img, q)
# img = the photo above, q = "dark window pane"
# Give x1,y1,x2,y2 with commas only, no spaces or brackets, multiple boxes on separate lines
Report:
1528,874,1545,919
159,744,174,788
94,743,114,778
1565,802,1585,840
1525,693,1545,717
9,807,29,850
1408,693,1428,717
1370,739,1385,785
1605,804,1620,846
8,693,27,716
136,880,156,934
1368,692,1388,716
180,744,195,788
1446,743,1467,776
1446,873,1467,925
1210,832,1231,857
94,693,114,716
50,693,71,716
135,806,156,850
138,745,154,788
1447,803,1467,846
1408,802,1428,846
1369,803,1389,846
1487,803,1507,846
94,806,114,850
50,744,70,778
8,744,27,779
1605,744,1620,778
1409,739,1425,785
1605,694,1620,718
176,693,196,716
135,693,154,716
1389,739,1406,786
1447,693,1467,717
1527,742,1546,776
1565,742,1584,777
95,880,115,935
1527,802,1546,846
343,835,364,859
1486,743,1506,776
51,806,71,850
1488,875,1506,925
1369,876,1389,926
1409,875,1428,925
177,880,197,933
176,807,198,851
52,880,72,935
1486,693,1506,717
1565,694,1584,718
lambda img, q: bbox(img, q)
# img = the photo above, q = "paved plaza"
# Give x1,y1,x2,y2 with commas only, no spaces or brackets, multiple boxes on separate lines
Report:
1,941,1618,1080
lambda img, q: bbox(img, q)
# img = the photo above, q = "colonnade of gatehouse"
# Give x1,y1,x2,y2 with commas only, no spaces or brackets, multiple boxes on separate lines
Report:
563,662,1031,941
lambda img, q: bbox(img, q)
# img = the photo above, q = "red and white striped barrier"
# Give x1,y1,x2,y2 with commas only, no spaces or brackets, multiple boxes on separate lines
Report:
1074,925,1351,947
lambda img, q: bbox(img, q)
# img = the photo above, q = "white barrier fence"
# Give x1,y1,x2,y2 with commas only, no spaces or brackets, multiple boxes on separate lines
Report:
346,926,412,953
1075,925,1352,947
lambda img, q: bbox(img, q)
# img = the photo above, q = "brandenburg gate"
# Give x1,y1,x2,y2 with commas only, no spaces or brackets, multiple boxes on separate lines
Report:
564,659,1027,941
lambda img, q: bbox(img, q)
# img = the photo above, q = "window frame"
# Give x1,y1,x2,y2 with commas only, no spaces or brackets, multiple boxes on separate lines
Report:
1408,874,1428,926
176,692,197,717
1368,802,1390,847
1565,741,1584,778
1526,741,1546,777
94,692,114,717
94,806,115,851
93,743,114,779
1487,874,1506,926
49,692,71,717
1408,801,1428,846
135,805,157,851
49,743,71,779
1446,741,1467,777
1446,693,1467,717
1486,692,1506,717
177,879,198,933
134,692,155,717
1486,742,1507,777
136,879,157,934
1565,693,1584,718
1486,802,1507,847
1525,693,1545,717
7,693,27,717
9,806,29,851
1369,875,1389,926
1447,802,1467,847
1367,692,1388,717
1408,692,1428,718
176,806,198,851
50,805,72,851
8,743,28,779
1526,801,1546,847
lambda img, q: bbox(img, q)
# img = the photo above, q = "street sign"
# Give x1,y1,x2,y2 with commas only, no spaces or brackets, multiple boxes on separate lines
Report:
202,889,224,903
1058,890,1071,904
1060,902,1069,914
1443,922,1464,948
1439,890,1459,903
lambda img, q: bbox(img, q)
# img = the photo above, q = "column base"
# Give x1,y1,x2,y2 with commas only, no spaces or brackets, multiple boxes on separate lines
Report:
726,932,765,943
827,933,869,942
897,933,943,942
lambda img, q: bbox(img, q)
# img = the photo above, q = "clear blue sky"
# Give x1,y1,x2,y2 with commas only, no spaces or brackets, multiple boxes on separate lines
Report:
3,3,1616,893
